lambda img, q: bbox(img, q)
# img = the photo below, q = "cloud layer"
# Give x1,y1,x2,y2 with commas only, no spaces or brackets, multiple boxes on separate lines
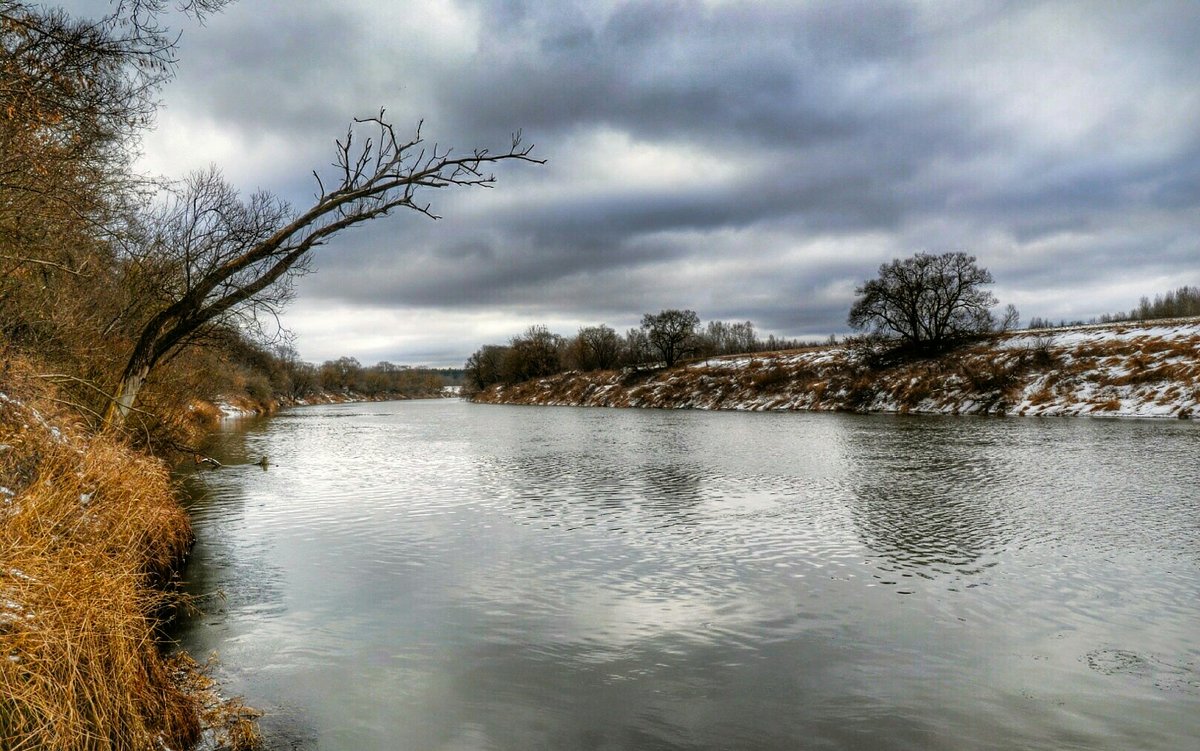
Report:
120,0,1200,364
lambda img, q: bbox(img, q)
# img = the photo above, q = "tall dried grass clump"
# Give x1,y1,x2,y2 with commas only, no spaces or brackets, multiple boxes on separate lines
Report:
0,382,201,751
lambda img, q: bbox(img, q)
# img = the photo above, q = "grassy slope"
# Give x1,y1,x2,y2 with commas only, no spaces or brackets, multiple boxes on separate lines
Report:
0,367,201,750
470,319,1200,419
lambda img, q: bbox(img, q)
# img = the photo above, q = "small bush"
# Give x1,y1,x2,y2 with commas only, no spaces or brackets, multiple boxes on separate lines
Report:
750,363,791,391
1026,379,1056,405
241,372,273,404
1028,335,1057,367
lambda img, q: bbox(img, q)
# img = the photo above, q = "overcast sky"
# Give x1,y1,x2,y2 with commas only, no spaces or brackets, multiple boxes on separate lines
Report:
76,0,1200,366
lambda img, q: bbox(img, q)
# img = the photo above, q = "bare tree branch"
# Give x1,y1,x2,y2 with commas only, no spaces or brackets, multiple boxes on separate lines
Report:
0,254,86,275
848,252,998,355
102,112,542,426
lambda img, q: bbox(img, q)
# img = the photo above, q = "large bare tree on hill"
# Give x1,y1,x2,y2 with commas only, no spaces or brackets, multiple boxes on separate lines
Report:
102,114,541,426
848,251,997,354
641,309,700,368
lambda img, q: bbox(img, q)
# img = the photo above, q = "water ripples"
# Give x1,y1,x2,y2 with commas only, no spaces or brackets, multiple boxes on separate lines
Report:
176,403,1200,751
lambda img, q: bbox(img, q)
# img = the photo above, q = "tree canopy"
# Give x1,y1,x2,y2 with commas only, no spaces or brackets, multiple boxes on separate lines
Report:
641,309,700,368
848,252,997,353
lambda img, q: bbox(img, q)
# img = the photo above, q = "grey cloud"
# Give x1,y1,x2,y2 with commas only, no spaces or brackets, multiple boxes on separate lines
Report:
75,0,1200,362
437,0,918,149
176,3,364,133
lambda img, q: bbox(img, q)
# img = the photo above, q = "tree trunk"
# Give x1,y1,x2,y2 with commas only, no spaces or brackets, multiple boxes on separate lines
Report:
103,357,151,428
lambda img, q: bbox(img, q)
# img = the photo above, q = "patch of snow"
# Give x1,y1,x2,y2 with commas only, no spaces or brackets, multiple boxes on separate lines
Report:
479,321,1200,420
215,402,255,419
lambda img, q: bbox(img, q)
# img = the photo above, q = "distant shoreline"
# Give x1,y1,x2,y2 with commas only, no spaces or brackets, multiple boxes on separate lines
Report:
193,389,455,421
467,318,1200,420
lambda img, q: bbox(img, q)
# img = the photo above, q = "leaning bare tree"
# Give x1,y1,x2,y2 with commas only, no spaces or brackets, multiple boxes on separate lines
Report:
102,112,540,426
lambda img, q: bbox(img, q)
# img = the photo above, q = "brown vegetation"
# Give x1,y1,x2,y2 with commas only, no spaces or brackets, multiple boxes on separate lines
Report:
469,320,1200,419
0,367,205,750
463,314,826,395
1,0,486,448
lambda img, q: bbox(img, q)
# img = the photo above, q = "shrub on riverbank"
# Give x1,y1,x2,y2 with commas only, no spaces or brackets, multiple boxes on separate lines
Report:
0,369,202,750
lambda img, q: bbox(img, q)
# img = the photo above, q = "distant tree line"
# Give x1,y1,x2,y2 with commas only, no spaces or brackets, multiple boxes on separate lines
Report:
130,327,457,407
466,251,1027,392
464,313,823,393
1095,284,1200,324
219,343,456,402
1027,284,1200,330
469,258,1200,393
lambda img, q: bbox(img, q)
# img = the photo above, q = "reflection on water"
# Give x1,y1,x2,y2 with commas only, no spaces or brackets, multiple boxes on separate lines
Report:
175,403,1200,751
846,421,1012,575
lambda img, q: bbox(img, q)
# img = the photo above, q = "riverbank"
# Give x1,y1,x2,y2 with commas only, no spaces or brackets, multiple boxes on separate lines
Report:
195,388,454,421
469,318,1200,418
0,358,456,749
0,368,204,749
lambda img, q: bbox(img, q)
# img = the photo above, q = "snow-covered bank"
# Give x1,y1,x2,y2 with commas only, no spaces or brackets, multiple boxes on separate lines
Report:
468,318,1200,419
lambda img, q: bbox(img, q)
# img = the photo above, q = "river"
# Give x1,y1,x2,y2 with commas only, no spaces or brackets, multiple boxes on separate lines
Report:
176,400,1200,750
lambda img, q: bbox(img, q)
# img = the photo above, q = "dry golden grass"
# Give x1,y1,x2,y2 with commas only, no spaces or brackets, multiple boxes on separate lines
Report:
0,371,208,751
749,364,791,391
1028,384,1056,406
186,399,224,430
1073,340,1135,359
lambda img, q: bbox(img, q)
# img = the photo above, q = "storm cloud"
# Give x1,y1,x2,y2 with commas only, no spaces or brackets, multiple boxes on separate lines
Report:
86,0,1200,364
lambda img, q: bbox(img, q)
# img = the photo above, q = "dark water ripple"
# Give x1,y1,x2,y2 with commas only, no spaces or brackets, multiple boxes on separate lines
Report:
176,403,1200,751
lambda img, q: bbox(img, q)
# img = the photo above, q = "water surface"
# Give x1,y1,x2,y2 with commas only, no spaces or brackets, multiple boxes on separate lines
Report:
177,401,1200,750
